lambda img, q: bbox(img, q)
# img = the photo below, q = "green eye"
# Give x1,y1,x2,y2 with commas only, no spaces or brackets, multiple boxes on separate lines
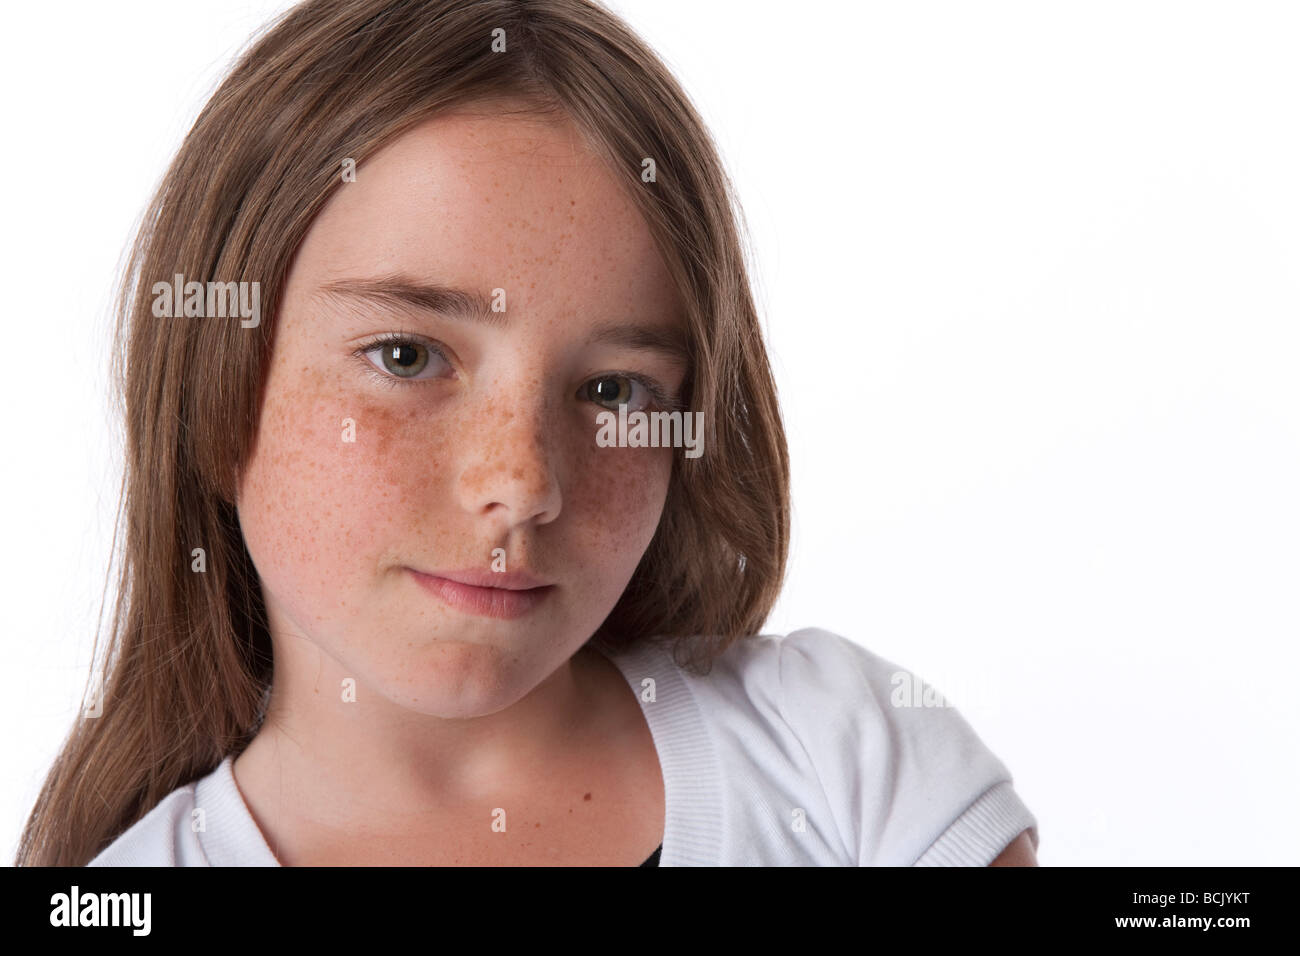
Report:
379,342,428,377
583,373,678,412
355,335,452,382
384,343,431,374
587,376,633,408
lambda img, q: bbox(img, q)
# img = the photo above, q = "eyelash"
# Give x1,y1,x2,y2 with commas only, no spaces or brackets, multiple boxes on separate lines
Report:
595,371,682,413
350,332,682,411
351,332,451,390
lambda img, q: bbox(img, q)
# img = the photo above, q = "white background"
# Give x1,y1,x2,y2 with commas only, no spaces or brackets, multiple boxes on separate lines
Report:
2,0,1297,866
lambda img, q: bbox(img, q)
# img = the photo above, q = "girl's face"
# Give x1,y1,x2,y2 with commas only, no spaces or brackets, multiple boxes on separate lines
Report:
235,106,686,718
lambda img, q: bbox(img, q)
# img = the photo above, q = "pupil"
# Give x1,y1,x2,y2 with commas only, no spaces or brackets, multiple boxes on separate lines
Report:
596,379,622,401
390,345,417,367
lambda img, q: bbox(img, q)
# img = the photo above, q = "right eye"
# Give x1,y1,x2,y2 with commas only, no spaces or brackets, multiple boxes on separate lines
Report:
355,335,454,382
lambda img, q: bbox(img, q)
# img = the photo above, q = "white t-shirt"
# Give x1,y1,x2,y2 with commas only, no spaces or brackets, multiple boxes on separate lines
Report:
86,627,1039,866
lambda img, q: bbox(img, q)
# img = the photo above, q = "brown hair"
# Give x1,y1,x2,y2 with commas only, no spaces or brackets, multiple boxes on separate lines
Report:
16,0,788,867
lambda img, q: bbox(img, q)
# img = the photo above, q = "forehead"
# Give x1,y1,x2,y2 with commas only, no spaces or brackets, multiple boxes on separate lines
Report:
292,106,679,323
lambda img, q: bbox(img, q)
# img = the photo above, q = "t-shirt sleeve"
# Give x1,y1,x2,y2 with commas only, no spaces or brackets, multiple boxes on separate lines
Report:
85,785,208,867
777,627,1039,866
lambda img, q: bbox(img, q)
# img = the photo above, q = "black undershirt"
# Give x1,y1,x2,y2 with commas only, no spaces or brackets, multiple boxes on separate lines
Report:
640,843,662,866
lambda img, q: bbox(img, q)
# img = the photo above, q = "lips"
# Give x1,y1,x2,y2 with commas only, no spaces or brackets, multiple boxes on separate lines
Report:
422,567,550,590
406,567,555,620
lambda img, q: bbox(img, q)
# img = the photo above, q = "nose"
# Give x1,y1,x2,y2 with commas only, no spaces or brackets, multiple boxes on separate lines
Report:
453,394,562,527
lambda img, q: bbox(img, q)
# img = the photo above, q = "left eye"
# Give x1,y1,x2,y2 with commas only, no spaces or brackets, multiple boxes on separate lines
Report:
583,375,653,411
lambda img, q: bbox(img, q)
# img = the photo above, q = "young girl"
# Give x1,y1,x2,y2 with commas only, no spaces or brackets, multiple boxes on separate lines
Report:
18,0,1038,867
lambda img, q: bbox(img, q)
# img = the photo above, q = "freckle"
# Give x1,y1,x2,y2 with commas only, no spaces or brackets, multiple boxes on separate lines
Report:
583,792,592,801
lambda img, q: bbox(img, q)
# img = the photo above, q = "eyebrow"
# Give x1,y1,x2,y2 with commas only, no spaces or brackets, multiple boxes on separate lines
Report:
315,276,502,326
315,275,690,367
587,323,690,369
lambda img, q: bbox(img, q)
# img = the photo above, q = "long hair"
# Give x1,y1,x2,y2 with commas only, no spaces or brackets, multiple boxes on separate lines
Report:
16,0,788,867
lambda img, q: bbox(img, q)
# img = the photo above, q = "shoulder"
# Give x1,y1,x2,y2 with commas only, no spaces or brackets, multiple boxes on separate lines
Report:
703,628,1040,866
86,776,208,867
696,626,949,727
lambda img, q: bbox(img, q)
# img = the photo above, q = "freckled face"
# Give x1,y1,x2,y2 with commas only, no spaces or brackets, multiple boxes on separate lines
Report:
235,107,685,717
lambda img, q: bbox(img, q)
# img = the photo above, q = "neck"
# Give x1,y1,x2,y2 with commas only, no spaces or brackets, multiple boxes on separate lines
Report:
233,632,605,834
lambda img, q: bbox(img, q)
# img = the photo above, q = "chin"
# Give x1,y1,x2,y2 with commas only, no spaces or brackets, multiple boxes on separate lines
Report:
367,640,547,716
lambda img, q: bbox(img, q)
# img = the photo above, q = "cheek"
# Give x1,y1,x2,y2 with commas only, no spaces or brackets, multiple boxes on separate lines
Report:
235,365,432,607
565,445,672,582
